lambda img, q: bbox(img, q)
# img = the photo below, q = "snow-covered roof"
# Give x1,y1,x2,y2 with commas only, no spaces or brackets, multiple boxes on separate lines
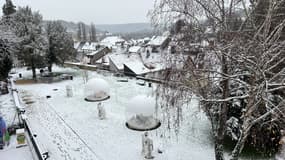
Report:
76,42,87,51
108,49,166,74
82,42,99,51
143,37,150,41
128,46,141,53
147,36,169,46
86,52,96,56
100,36,125,47
9,66,212,159
140,52,166,72
124,60,165,75
108,52,139,70
124,60,150,75
74,42,80,49
86,47,108,56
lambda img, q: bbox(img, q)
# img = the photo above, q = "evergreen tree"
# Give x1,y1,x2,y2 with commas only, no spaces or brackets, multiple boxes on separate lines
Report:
12,6,48,79
77,22,82,41
46,21,76,72
0,1,19,80
2,0,16,16
81,22,87,41
90,23,97,42
0,39,12,80
77,22,87,42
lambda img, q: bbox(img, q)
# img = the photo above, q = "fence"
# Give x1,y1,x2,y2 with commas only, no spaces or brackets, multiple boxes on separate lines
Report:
10,78,49,160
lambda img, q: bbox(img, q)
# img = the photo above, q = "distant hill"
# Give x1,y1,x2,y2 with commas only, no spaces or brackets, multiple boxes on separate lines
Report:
96,23,153,33
42,20,82,33
43,20,153,34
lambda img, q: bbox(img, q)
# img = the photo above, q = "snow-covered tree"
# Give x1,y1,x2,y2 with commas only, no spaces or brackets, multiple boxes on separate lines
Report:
77,22,82,41
0,39,12,80
77,22,87,42
2,0,16,16
151,0,285,160
0,1,21,80
45,21,76,72
89,23,97,42
12,6,48,79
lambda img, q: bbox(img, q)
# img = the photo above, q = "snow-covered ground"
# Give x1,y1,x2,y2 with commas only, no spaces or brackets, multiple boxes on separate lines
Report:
0,134,35,160
9,66,272,160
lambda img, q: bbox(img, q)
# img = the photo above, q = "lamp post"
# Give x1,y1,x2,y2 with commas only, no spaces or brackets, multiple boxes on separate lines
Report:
125,95,161,159
84,78,110,120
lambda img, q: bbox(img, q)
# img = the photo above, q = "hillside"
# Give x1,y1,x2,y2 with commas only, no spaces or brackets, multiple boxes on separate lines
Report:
43,20,153,34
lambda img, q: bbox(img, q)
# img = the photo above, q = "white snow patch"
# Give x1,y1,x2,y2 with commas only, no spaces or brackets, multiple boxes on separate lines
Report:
100,36,125,47
126,95,156,116
85,78,110,96
128,46,141,53
147,36,168,46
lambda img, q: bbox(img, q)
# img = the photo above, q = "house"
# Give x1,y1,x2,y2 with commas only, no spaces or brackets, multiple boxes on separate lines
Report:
108,50,167,77
124,61,165,77
100,36,125,49
109,57,120,73
74,41,86,52
123,61,150,77
74,41,86,61
145,35,170,53
82,42,101,53
108,52,135,73
86,47,111,65
128,46,141,54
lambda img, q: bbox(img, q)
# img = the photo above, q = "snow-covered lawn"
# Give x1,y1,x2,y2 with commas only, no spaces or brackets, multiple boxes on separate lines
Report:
11,67,270,160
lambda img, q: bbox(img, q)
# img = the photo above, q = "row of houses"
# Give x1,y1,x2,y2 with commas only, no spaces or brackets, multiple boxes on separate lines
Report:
73,32,213,79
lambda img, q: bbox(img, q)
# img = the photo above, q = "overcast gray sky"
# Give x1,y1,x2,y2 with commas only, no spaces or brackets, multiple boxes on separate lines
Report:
0,0,155,24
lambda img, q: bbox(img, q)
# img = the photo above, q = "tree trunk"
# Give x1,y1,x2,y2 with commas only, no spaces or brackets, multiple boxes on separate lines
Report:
215,137,225,160
32,65,36,80
230,129,248,160
213,54,229,160
231,88,254,160
48,64,52,73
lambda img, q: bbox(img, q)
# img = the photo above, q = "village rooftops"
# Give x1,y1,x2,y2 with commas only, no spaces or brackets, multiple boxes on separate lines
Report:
100,36,125,47
128,46,141,53
82,42,100,51
108,52,139,70
108,50,165,76
147,35,169,46
74,42,80,49
86,47,109,56
74,41,86,51
124,60,164,76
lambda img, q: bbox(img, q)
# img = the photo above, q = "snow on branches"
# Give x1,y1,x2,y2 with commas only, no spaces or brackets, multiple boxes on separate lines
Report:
151,0,285,159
